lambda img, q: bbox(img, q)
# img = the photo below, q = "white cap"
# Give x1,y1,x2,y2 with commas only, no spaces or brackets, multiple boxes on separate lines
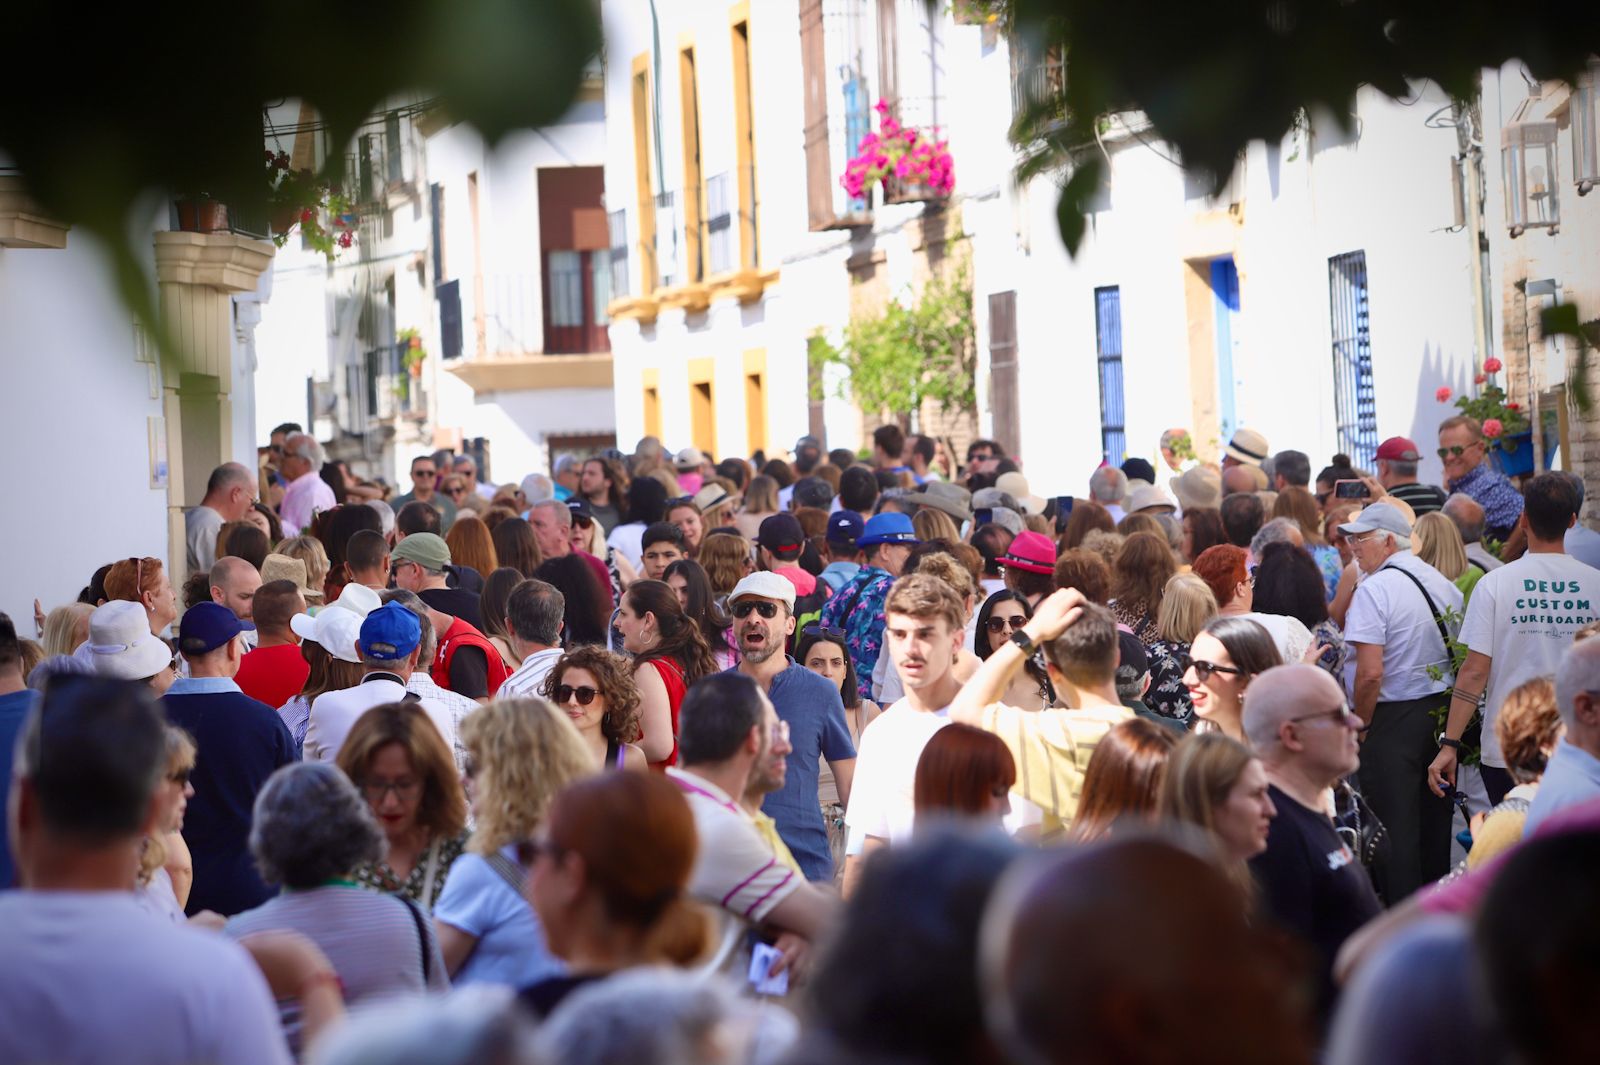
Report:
291,606,365,664
728,572,796,612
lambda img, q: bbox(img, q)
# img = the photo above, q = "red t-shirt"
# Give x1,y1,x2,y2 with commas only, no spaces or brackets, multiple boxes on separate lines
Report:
235,643,310,710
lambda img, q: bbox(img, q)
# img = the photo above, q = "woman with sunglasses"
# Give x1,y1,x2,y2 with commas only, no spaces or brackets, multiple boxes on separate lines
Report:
102,556,179,637
974,590,1055,711
337,702,469,913
616,580,719,768
541,646,646,772
135,726,198,923
1181,617,1283,741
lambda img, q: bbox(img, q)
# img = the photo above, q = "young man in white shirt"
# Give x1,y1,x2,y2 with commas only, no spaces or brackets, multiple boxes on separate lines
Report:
1431,473,1600,807
842,574,966,896
0,675,293,1065
667,672,835,980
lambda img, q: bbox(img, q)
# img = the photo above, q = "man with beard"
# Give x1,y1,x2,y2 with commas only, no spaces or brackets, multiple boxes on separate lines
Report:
729,573,856,882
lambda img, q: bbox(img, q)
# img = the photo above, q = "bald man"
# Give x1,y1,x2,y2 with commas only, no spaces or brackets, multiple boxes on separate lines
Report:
186,462,256,572
209,556,263,653
1442,493,1502,574
1243,664,1381,1025
983,837,1309,1065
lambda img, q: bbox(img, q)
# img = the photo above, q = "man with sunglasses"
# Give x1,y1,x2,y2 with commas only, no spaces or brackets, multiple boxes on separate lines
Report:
729,573,855,883
1342,500,1463,901
1438,414,1523,542
392,455,458,531
1242,663,1380,1025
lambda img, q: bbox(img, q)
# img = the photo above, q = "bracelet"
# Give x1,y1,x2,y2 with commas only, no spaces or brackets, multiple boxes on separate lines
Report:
1438,737,1464,752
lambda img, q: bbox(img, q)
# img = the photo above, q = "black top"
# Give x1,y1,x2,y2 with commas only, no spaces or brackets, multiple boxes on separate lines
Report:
518,973,607,1019
420,586,485,631
162,687,296,917
1387,481,1448,517
1249,784,1383,1023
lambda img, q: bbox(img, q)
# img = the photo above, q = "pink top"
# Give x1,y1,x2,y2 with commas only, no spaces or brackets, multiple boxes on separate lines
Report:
280,471,336,537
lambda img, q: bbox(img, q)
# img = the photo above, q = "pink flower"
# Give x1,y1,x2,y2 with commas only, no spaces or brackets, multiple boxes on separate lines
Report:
1435,386,1453,402
1483,418,1504,438
1483,357,1503,374
1474,373,1487,384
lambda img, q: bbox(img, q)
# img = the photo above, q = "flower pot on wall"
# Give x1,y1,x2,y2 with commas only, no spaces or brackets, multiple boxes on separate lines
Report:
883,175,948,206
1488,426,1558,477
176,198,229,233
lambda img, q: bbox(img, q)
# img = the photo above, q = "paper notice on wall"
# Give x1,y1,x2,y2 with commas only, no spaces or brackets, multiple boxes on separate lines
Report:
149,416,168,489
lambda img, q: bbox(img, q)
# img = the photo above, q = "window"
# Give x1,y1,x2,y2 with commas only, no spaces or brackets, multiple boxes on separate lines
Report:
608,208,630,298
631,54,657,292
430,183,446,282
1328,251,1377,468
730,10,759,268
744,350,767,455
689,358,717,456
1094,286,1126,465
707,172,734,275
799,0,870,230
384,113,404,185
538,167,610,353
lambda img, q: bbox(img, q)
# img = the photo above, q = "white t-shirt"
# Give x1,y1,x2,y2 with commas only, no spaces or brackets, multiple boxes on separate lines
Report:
1459,552,1600,768
1343,550,1464,702
667,768,800,976
844,697,950,853
0,892,290,1065
606,522,647,570
305,676,456,763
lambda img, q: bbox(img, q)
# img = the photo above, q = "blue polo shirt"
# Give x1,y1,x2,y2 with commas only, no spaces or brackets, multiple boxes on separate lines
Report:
731,659,856,881
0,688,37,889
162,677,296,917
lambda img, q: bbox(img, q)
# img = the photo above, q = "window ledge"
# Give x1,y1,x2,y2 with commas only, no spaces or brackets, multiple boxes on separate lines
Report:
657,282,712,313
708,267,779,304
607,296,661,323
0,176,70,249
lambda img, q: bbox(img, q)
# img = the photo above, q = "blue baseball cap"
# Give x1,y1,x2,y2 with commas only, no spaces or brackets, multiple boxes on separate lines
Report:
858,512,919,547
358,601,422,661
178,602,244,657
827,509,865,546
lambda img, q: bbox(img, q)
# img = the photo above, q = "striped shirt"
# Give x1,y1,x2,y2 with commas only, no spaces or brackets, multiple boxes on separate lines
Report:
667,768,799,976
226,884,447,1053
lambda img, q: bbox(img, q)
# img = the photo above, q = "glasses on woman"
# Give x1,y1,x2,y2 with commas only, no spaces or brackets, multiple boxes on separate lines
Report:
362,779,422,803
803,624,846,640
666,495,694,508
1178,654,1244,683
553,684,601,706
984,615,1028,634
732,601,779,619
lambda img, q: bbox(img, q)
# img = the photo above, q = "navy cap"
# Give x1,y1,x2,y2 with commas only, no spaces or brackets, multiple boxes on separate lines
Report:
566,498,595,522
358,601,422,661
178,602,244,657
858,511,919,547
1120,457,1157,485
827,509,865,546
757,513,807,554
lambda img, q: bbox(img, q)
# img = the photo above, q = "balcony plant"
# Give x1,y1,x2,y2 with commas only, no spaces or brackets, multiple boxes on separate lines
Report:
398,328,426,377
265,150,357,259
840,100,956,204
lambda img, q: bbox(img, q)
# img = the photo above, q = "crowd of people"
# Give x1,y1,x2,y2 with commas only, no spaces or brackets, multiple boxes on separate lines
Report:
4,414,1600,1065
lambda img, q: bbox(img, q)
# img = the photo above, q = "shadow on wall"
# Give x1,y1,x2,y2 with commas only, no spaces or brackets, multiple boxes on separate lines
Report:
1402,340,1471,487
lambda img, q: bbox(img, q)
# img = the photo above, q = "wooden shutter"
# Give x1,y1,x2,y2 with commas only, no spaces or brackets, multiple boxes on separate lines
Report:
988,291,1020,456
800,0,834,231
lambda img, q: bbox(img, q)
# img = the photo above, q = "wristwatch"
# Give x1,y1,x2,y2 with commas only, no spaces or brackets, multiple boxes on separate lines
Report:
1010,630,1037,656
1438,737,1463,752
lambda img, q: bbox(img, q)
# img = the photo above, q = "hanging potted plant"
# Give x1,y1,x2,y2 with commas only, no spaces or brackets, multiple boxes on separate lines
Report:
398,328,426,377
840,100,956,206
265,150,357,260
175,195,230,234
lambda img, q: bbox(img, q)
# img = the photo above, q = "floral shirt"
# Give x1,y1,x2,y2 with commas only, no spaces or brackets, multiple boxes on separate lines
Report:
1309,618,1348,680
1111,601,1160,646
354,831,467,911
1144,639,1194,724
1449,462,1524,538
819,565,894,703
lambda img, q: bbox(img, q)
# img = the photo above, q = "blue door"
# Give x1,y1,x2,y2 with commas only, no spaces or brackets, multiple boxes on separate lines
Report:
1210,257,1241,442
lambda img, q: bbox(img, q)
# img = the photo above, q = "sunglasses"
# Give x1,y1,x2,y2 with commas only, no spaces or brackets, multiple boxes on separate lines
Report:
666,495,695,508
553,684,601,706
803,624,845,640
1179,654,1243,682
984,615,1028,634
414,468,437,478
732,600,780,619
1437,444,1478,459
1289,705,1364,729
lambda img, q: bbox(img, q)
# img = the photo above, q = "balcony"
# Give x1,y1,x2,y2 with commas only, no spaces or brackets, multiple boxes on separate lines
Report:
1010,48,1066,131
444,271,615,394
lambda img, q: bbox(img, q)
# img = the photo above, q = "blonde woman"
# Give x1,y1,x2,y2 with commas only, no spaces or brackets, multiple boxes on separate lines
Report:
1144,573,1220,725
433,698,595,987
135,727,197,923
275,535,330,606
911,507,961,545
697,532,753,600
734,474,780,540
1413,511,1486,604
41,602,92,658
1159,732,1276,898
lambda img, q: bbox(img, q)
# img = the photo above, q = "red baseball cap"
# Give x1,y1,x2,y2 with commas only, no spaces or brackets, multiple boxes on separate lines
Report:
1375,437,1421,462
